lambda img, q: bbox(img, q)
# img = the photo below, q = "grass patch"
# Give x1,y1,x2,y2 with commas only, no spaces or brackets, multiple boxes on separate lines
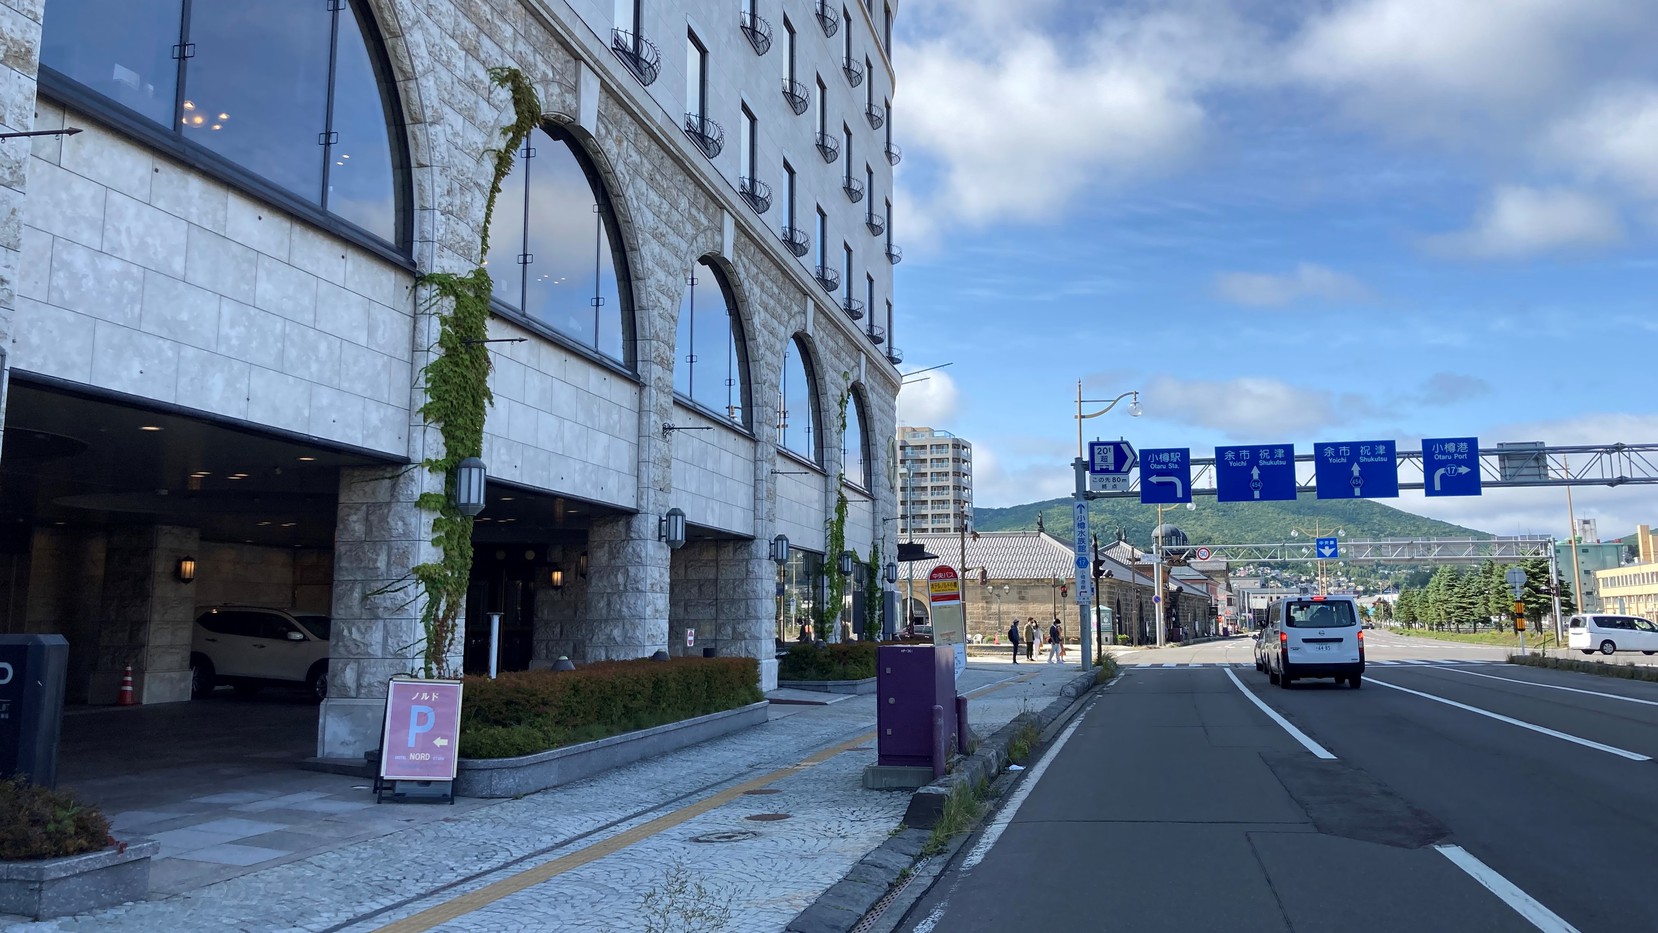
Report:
1508,652,1658,683
1006,719,1042,766
1395,627,1561,648
924,778,988,856
1094,653,1120,683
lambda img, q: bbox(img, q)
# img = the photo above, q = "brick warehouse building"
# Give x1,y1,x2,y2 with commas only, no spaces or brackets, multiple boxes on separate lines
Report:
0,0,903,759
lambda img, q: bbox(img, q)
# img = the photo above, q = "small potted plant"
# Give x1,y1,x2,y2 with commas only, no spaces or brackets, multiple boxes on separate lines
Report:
0,777,158,920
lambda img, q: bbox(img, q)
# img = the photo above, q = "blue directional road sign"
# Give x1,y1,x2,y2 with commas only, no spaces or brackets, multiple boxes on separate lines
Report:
1314,440,1399,499
1423,436,1481,498
1139,448,1192,504
1088,440,1136,475
1316,537,1340,559
1215,444,1297,502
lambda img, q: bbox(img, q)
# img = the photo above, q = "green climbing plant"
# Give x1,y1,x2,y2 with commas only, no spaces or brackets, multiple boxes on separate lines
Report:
863,540,882,641
818,382,852,637
405,67,541,677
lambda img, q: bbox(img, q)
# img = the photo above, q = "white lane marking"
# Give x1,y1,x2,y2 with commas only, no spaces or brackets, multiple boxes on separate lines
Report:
1160,663,1178,668
959,697,1096,873
913,904,948,933
1434,844,1582,933
1222,668,1336,760
1366,678,1651,761
1439,667,1658,708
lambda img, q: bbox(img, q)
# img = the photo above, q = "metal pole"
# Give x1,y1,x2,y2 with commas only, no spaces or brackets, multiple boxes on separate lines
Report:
1154,523,1166,647
1565,457,1585,614
1548,537,1564,645
1074,457,1092,670
487,611,502,679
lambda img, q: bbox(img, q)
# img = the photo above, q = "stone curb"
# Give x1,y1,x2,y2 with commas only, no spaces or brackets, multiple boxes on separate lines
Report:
783,668,1102,933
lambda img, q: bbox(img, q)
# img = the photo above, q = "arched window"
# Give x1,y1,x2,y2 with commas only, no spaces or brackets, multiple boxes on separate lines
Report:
777,336,819,463
484,125,632,364
39,0,406,245
673,260,750,427
843,388,870,488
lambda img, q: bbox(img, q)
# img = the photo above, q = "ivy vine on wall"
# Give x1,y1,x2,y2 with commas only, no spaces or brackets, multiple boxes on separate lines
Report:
405,67,541,677
818,382,852,636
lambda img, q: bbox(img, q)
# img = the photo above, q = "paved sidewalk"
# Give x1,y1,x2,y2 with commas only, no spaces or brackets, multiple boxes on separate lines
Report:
4,662,1090,932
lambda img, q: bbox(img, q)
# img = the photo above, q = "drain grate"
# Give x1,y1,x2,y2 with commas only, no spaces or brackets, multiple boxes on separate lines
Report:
745,813,792,822
690,830,760,843
742,788,782,796
849,855,930,933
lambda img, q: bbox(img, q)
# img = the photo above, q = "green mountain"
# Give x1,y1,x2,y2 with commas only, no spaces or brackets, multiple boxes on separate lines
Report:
974,494,1492,550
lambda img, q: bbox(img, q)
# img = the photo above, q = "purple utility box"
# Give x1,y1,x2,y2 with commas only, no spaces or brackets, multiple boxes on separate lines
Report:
877,644,958,767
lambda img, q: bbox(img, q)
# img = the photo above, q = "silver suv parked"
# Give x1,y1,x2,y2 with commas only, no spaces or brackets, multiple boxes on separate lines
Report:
191,606,332,702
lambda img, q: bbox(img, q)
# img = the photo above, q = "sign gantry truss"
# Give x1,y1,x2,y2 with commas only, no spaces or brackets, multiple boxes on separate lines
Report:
1185,537,1555,564
1085,443,1658,498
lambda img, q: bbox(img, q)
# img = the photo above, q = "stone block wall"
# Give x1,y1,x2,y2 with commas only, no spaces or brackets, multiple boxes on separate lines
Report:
194,542,334,613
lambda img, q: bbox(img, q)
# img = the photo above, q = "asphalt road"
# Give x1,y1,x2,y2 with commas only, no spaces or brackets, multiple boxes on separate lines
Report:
897,635,1658,933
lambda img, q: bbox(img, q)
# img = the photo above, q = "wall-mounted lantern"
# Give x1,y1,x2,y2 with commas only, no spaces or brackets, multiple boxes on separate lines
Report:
549,564,565,591
176,556,197,584
770,534,791,565
659,507,687,549
578,550,589,578
454,457,487,517
883,561,898,585
838,549,855,576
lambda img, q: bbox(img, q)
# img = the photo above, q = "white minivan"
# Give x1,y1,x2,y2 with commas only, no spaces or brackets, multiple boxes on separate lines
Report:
1260,595,1365,689
1567,614,1658,656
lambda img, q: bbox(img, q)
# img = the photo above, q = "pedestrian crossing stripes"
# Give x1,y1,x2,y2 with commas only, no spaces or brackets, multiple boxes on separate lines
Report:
1125,659,1500,669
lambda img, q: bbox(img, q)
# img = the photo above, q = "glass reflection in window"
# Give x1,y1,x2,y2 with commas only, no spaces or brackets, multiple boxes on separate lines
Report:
485,126,631,364
844,390,868,488
41,0,182,125
778,336,818,462
779,550,825,645
674,260,749,426
325,3,399,240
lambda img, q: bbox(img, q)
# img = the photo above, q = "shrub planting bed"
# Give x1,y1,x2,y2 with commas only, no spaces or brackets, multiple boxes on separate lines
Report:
0,778,111,861
775,642,877,682
458,657,762,759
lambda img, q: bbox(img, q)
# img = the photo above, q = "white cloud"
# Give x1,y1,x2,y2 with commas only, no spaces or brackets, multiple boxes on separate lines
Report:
1144,375,1374,438
969,440,1075,509
1290,0,1644,142
897,369,960,426
1422,186,1623,259
1546,84,1658,199
1213,263,1373,307
895,3,1272,241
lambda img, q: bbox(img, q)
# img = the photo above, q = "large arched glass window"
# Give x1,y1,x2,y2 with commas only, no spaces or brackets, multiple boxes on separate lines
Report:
39,0,405,245
777,336,819,463
484,125,632,364
674,259,750,427
843,388,870,489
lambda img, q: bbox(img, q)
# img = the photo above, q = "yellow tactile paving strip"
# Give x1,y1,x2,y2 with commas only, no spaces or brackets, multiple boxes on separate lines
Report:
372,667,1050,932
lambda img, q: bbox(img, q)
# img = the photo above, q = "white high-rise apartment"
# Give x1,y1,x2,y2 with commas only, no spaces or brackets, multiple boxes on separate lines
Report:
899,427,973,535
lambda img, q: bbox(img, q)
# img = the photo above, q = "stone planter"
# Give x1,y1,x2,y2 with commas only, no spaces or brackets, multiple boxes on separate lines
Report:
0,840,158,920
454,701,770,798
776,676,877,695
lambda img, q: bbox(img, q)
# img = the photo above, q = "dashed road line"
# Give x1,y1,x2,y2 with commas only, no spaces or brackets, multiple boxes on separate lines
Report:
1367,677,1651,761
1223,668,1337,760
1435,844,1581,932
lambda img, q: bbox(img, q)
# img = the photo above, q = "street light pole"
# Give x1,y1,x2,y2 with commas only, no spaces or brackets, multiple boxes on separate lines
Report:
1072,383,1141,672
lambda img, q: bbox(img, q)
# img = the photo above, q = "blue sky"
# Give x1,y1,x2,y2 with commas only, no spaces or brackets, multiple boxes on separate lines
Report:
889,0,1658,539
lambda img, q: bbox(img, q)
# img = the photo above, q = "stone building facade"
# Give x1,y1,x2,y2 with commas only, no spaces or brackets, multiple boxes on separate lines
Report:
0,0,902,759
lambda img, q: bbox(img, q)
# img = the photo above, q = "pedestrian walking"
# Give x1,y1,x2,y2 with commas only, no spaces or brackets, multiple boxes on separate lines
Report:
1024,619,1038,660
1048,619,1063,663
1007,619,1021,663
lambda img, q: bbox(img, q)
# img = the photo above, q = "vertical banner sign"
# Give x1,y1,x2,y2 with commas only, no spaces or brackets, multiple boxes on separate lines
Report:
1073,501,1091,605
380,679,464,782
1423,437,1482,498
928,566,967,677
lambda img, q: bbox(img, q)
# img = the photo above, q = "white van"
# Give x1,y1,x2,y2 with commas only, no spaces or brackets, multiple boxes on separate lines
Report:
1260,595,1364,689
1567,614,1658,656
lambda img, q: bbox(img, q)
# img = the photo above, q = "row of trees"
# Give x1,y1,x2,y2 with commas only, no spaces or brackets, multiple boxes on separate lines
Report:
1393,560,1576,631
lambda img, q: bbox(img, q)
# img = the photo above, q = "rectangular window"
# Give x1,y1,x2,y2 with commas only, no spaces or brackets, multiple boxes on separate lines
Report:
615,0,640,32
866,74,875,111
686,31,707,119
816,206,827,266
866,164,875,202
740,105,756,178
842,242,853,303
884,3,893,48
744,0,757,16
843,125,854,182
884,196,892,247
843,7,853,62
886,299,893,346
783,160,797,227
784,16,797,81
884,98,892,143
816,77,828,134
866,273,874,320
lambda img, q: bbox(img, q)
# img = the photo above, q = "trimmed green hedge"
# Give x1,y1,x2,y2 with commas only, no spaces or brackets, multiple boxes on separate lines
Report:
777,642,877,681
459,657,762,759
1,777,111,861
1508,653,1658,683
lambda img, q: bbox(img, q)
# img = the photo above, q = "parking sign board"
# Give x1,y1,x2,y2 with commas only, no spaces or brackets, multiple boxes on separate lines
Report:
1314,440,1399,499
1139,448,1192,504
1423,436,1481,498
1215,444,1297,502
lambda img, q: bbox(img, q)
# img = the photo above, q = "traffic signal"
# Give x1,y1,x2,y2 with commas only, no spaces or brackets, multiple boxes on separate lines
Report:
1092,557,1106,578
1060,583,1068,598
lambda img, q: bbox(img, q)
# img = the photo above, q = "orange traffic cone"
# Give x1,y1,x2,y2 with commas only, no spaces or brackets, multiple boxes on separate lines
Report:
117,665,136,706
